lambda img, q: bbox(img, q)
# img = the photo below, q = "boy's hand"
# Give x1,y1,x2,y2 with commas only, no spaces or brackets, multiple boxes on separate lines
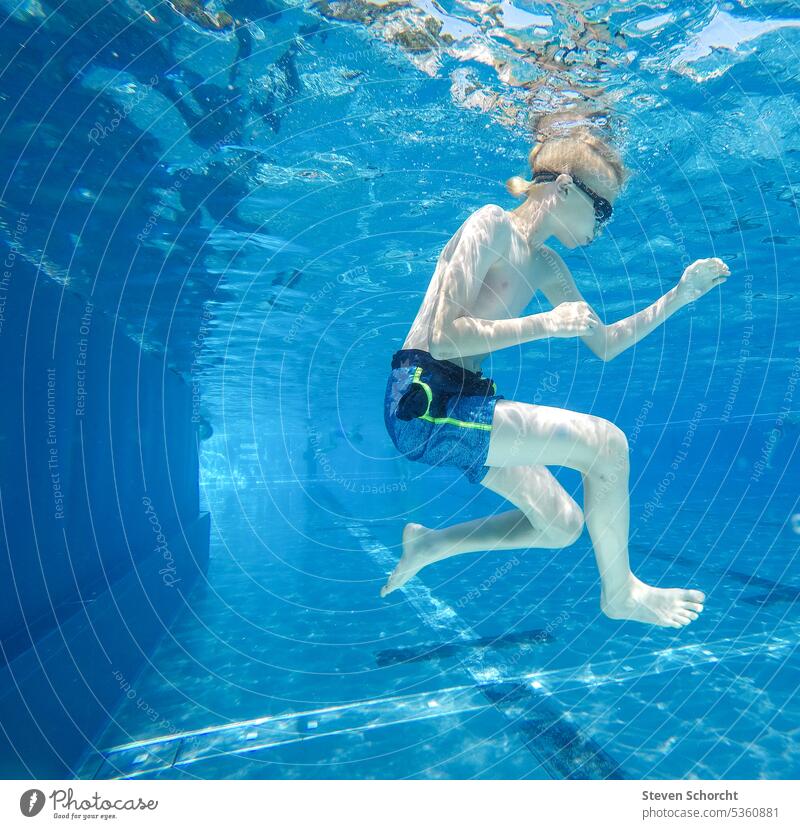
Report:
545,301,602,338
677,257,730,302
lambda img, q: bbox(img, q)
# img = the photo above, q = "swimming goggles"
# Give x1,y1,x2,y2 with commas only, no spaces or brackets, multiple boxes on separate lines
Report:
531,169,613,226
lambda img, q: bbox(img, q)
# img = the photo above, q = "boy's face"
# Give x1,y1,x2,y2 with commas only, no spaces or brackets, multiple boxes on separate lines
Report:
554,185,599,248
551,172,618,248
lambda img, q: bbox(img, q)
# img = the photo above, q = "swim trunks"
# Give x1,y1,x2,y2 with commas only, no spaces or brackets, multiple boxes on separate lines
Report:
383,348,505,484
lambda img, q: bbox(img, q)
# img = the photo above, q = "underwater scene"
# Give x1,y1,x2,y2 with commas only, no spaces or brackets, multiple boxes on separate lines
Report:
0,0,799,782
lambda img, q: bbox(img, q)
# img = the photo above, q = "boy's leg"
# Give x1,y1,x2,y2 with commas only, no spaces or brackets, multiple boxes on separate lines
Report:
485,400,704,628
380,464,584,597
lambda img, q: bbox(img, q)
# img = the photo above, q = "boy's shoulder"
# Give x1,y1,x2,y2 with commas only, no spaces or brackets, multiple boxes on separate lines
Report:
468,203,507,223
464,203,512,244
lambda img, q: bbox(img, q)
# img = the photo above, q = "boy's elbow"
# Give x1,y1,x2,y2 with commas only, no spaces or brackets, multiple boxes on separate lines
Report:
594,326,613,362
583,332,610,362
596,342,613,362
600,342,619,362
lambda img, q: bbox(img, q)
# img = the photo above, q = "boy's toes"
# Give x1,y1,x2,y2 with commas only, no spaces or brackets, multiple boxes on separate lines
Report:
380,571,399,598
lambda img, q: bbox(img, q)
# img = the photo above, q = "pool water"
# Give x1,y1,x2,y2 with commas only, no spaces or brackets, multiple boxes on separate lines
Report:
83,479,800,780
0,0,798,779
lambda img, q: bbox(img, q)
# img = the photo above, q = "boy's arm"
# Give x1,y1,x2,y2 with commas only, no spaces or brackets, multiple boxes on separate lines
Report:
537,245,694,362
428,206,556,360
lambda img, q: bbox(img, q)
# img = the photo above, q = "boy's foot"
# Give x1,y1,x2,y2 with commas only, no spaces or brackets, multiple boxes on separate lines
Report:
380,522,433,597
601,575,705,628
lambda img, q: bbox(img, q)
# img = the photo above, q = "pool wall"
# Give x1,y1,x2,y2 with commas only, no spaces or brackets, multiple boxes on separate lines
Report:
0,268,209,777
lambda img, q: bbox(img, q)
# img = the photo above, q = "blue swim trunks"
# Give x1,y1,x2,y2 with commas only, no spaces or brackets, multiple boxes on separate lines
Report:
383,348,505,484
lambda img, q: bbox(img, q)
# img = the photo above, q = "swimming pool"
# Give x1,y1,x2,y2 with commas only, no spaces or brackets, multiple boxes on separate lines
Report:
0,0,798,781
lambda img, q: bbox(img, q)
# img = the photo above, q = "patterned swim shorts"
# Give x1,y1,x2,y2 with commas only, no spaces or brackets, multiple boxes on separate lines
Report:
383,348,504,484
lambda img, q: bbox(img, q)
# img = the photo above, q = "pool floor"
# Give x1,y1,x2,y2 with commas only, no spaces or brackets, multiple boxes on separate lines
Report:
78,481,800,780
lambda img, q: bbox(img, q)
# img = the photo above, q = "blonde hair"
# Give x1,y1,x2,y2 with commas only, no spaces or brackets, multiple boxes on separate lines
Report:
507,118,629,199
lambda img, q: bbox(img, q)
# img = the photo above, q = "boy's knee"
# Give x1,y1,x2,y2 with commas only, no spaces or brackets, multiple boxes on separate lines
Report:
556,506,585,547
589,420,629,482
606,421,628,453
601,420,629,464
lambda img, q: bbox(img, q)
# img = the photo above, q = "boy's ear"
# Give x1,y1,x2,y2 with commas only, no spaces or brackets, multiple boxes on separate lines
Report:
554,173,573,199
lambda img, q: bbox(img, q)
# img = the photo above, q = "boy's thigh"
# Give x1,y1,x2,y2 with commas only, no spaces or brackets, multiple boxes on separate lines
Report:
480,463,584,529
485,399,620,472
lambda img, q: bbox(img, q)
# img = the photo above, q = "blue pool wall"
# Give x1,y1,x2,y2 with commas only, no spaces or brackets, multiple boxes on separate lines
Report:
0,265,209,777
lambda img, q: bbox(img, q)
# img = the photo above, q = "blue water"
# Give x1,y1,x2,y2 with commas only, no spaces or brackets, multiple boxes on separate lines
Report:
1,0,799,779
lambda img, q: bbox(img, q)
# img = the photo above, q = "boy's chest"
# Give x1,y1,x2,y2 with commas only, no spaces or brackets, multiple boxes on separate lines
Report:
473,248,540,320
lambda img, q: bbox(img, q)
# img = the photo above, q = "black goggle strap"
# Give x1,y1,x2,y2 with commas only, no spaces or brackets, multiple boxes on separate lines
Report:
531,170,612,224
